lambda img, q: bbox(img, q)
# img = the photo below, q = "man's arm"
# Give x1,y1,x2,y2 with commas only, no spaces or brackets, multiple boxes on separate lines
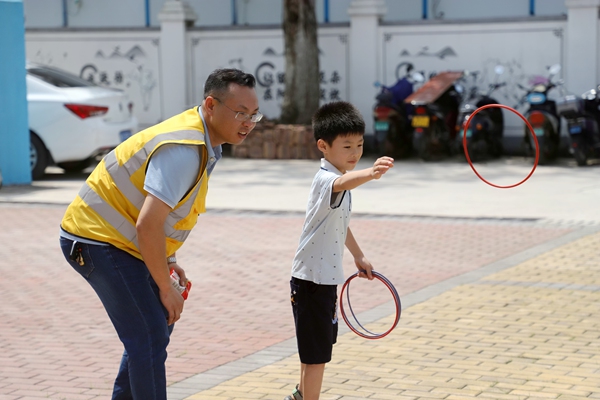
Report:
137,194,184,325
345,227,374,280
333,156,393,193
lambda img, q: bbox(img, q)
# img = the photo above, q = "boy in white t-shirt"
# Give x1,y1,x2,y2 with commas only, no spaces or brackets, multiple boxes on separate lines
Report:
285,101,394,400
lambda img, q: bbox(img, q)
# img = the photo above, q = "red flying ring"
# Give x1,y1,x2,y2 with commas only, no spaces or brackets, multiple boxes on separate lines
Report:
339,271,401,340
463,104,539,188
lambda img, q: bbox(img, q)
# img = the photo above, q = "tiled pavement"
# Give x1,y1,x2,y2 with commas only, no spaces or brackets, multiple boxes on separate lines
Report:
0,158,599,399
180,226,600,400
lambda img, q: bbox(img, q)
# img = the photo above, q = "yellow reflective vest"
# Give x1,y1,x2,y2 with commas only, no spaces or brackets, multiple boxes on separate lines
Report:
61,107,209,259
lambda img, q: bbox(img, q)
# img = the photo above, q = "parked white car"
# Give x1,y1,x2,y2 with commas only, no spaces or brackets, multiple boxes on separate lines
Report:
27,63,138,179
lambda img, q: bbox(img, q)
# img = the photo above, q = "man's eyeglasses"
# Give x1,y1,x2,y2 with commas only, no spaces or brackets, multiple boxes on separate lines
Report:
213,97,263,123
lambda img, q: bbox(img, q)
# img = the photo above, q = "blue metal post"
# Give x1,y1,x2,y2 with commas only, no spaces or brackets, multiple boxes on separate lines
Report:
324,0,329,23
0,0,32,185
530,0,535,16
423,0,428,19
62,0,68,27
145,0,150,26
232,0,237,25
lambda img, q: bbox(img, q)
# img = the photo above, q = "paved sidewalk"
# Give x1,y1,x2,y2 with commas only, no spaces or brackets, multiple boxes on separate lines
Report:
2,157,600,223
0,158,598,399
178,227,600,400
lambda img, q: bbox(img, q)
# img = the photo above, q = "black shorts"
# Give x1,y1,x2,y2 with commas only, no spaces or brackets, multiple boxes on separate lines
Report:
290,277,338,364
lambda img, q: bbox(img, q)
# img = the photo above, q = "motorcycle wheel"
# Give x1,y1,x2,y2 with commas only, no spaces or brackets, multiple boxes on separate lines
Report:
386,114,412,159
466,140,487,163
413,130,433,161
383,120,399,157
524,128,558,165
537,136,557,165
417,121,446,162
573,148,588,166
489,122,504,158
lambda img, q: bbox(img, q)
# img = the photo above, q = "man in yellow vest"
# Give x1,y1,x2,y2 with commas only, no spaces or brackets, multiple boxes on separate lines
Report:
59,68,262,400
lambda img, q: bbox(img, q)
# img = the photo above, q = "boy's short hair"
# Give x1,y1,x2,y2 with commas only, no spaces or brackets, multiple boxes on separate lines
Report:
312,101,365,145
204,68,256,99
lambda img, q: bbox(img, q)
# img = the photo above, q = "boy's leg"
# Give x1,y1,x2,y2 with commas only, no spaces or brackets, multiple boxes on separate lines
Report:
290,278,338,400
300,363,326,400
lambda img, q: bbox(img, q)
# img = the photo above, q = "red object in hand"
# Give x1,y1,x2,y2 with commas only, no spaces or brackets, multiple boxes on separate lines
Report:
170,268,192,300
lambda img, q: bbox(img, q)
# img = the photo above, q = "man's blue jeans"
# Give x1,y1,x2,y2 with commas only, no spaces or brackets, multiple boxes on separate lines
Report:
60,237,173,400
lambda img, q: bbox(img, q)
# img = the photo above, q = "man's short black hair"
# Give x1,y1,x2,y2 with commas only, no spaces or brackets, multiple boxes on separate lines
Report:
312,101,365,145
204,68,256,99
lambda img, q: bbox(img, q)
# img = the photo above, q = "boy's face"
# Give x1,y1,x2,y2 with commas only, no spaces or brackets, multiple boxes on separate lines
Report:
317,133,364,173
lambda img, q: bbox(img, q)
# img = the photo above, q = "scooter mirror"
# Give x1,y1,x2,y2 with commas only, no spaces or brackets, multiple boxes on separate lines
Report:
494,65,505,75
549,64,561,75
411,72,425,83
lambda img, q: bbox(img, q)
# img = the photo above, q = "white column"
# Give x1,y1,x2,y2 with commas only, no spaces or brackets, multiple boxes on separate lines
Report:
348,0,386,134
158,0,196,119
565,0,600,96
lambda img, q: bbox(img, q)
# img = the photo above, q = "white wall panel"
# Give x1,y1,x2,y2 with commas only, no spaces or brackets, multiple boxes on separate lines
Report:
23,0,63,28
26,31,163,126
189,27,349,120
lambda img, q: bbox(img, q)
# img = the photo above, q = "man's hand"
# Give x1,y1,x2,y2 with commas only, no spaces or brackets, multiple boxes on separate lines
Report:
160,285,185,325
371,156,394,179
170,263,189,287
137,194,186,326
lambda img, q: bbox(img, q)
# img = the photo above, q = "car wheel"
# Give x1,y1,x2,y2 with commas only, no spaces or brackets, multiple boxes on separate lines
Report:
57,159,92,174
30,133,48,180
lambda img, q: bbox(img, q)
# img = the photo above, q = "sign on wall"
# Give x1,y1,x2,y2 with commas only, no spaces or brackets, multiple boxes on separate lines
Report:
190,30,349,120
26,36,162,126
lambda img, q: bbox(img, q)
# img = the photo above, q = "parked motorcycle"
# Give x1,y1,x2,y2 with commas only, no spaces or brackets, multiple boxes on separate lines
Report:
456,66,506,161
405,71,463,161
557,86,600,166
373,63,424,158
516,64,562,164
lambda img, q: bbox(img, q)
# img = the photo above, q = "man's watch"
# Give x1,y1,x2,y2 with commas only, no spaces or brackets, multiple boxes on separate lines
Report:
167,256,177,264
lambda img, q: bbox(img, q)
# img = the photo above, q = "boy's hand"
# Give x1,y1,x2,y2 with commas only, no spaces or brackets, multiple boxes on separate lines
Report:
371,157,394,179
355,257,374,280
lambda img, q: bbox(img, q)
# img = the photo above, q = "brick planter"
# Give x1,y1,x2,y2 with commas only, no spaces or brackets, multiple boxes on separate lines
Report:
231,122,320,160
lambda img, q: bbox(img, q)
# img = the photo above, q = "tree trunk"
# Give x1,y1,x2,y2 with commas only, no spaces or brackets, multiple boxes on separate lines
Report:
280,0,320,125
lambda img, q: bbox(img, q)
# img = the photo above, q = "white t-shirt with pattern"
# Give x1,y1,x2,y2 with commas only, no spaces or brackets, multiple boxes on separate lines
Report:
291,158,351,285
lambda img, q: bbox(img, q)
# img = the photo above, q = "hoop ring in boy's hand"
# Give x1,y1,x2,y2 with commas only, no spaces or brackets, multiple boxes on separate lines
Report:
340,271,401,340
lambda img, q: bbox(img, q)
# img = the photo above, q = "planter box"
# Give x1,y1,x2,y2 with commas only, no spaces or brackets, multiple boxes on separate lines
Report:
232,122,320,160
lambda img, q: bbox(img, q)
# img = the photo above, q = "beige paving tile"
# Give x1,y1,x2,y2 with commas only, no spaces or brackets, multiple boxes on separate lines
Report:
185,231,600,399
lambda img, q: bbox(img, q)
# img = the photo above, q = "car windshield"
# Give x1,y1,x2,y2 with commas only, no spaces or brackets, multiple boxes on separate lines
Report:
28,66,97,88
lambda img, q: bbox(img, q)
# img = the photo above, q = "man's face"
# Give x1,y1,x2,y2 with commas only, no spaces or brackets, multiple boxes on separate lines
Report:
206,84,260,146
318,134,364,174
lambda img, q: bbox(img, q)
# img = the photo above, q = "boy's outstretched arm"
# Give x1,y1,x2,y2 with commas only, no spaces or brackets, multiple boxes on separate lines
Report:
333,156,394,193
345,227,374,280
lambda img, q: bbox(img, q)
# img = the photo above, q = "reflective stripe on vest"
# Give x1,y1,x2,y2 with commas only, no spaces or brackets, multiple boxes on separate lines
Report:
77,182,194,246
102,130,206,209
61,108,210,258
